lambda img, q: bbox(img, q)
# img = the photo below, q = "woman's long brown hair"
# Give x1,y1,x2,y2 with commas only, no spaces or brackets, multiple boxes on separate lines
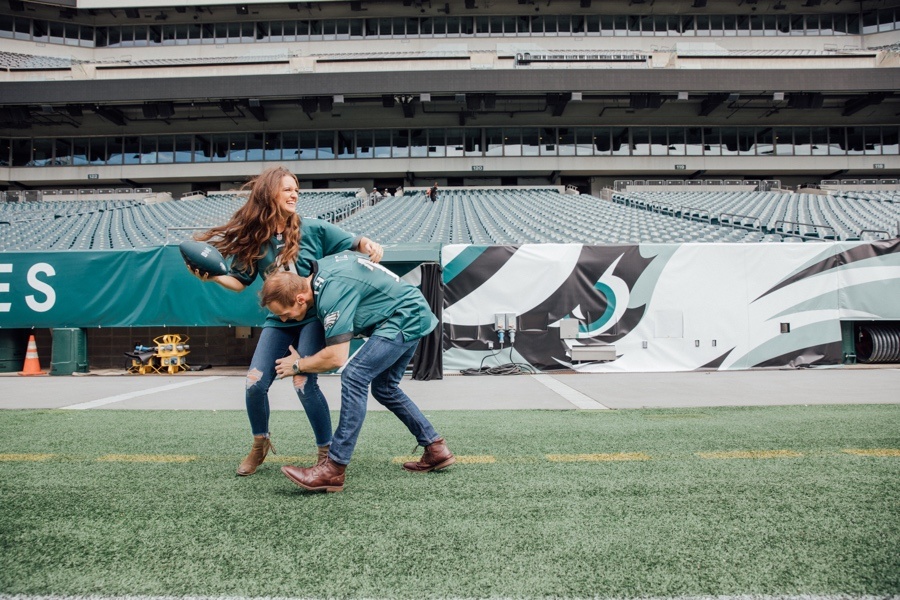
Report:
196,166,301,276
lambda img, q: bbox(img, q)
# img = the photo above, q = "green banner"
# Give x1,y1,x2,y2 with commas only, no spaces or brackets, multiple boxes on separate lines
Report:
0,246,267,328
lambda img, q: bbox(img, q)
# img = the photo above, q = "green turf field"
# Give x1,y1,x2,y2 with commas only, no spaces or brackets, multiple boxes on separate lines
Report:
1,404,898,599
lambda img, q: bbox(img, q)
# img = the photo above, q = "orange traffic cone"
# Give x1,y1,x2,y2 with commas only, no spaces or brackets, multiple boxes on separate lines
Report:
18,335,47,376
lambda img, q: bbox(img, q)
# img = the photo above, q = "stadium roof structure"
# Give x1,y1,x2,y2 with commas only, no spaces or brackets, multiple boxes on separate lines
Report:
1,0,899,191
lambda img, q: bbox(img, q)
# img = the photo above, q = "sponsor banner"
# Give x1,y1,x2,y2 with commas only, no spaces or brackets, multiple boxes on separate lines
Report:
442,240,900,372
0,246,266,328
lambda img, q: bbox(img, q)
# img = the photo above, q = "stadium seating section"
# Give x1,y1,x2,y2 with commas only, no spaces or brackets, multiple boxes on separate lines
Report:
2,188,897,251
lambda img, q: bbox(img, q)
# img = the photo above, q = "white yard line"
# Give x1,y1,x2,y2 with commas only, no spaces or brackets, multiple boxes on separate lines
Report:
2,594,896,600
533,374,609,410
60,376,224,410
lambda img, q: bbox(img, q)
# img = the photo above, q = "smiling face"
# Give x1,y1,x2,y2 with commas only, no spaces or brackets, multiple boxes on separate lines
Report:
275,174,299,218
267,289,314,322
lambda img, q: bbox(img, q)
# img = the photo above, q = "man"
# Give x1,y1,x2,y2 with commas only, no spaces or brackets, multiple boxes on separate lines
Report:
262,253,455,493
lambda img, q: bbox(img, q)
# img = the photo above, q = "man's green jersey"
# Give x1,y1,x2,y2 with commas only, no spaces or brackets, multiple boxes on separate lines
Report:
310,253,438,346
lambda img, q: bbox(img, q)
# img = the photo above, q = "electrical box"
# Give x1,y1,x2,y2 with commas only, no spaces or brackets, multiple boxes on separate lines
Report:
559,319,580,339
570,345,617,362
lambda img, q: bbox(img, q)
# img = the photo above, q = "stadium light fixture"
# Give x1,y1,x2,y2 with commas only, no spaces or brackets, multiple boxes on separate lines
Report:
94,106,126,126
300,97,318,113
399,97,416,119
243,99,265,122
773,92,785,101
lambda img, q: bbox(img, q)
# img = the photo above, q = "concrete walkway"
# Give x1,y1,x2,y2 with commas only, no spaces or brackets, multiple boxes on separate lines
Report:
1,366,897,411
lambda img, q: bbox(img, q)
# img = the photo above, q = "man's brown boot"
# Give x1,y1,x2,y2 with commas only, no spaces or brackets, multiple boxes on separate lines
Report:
282,457,346,493
403,438,455,473
316,445,330,465
236,435,276,476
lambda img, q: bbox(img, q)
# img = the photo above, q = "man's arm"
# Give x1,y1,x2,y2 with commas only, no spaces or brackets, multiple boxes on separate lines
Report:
275,342,351,378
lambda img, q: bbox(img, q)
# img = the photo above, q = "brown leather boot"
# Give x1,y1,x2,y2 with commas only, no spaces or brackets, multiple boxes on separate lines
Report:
403,438,455,473
236,435,276,476
282,457,346,493
316,445,330,465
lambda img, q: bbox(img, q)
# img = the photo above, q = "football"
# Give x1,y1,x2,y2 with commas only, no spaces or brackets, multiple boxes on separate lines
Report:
179,240,229,278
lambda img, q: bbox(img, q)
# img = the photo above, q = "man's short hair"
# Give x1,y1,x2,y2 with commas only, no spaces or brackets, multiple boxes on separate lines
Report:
259,270,308,308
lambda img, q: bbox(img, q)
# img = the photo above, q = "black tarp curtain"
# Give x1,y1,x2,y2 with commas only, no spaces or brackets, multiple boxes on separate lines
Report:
411,262,443,380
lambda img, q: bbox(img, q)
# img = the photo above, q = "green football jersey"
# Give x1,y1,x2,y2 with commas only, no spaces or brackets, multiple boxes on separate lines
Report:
311,253,438,346
229,218,356,328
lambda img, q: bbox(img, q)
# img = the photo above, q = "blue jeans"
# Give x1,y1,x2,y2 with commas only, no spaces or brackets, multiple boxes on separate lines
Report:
329,333,440,465
245,322,332,446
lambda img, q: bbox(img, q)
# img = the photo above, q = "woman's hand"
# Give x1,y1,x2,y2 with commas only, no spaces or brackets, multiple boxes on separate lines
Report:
357,237,384,263
186,263,211,281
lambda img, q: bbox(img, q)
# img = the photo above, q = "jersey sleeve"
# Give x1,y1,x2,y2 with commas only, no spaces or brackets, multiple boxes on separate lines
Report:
314,219,356,257
228,259,258,287
317,280,361,346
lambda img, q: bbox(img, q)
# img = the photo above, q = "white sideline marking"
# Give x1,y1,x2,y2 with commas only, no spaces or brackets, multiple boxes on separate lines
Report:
60,376,224,410
2,594,896,600
533,374,609,410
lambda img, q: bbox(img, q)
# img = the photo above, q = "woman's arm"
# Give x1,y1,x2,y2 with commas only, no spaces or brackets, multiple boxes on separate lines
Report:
210,274,247,292
187,265,247,292
354,236,384,263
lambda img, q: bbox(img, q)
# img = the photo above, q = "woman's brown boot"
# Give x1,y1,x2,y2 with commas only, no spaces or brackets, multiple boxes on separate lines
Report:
236,435,276,476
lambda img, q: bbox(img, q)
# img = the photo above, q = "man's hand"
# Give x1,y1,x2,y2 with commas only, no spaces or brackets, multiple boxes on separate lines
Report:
275,345,302,379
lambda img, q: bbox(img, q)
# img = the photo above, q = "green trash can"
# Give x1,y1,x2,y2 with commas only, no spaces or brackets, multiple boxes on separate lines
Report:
0,329,29,373
50,328,89,376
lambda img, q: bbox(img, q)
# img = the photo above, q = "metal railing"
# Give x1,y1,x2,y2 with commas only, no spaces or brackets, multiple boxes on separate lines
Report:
774,219,836,241
720,213,762,231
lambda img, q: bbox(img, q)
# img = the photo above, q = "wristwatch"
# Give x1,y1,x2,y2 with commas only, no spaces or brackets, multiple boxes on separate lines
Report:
292,359,300,374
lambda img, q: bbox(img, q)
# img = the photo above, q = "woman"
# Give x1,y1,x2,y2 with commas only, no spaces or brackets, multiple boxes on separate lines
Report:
191,166,383,476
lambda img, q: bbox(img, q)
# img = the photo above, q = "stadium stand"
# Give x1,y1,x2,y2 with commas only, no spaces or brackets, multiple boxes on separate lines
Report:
1,0,898,372
4,186,896,251
614,189,900,241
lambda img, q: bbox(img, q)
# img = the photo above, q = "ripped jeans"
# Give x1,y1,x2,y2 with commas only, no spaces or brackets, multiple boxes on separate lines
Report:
245,322,332,446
